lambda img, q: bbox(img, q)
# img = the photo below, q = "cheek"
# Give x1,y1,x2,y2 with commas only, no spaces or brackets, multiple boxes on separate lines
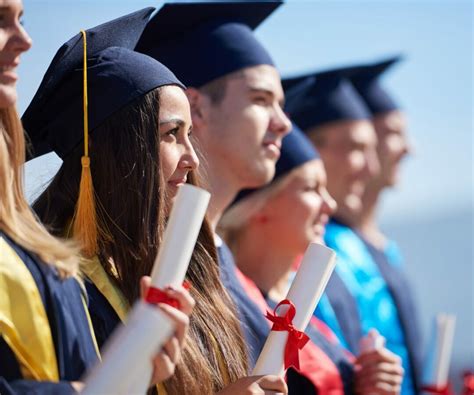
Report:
385,135,405,157
347,152,365,173
159,143,179,181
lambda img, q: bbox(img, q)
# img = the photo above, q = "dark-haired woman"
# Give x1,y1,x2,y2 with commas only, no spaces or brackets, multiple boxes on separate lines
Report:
27,11,287,395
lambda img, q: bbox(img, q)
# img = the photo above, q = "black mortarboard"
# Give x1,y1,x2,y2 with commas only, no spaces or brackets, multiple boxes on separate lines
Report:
349,56,403,115
137,1,282,88
283,67,371,132
233,124,320,203
23,8,184,159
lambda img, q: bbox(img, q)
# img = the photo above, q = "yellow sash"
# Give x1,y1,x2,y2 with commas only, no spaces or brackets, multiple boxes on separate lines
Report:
0,236,59,381
80,256,168,394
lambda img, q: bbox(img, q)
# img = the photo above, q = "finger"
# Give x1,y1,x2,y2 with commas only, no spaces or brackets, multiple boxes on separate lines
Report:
356,362,404,377
355,369,404,390
140,276,152,300
162,336,181,365
163,286,195,315
150,352,175,384
356,348,401,367
158,303,190,346
257,375,288,393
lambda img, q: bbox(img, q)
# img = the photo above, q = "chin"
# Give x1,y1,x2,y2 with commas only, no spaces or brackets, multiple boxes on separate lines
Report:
245,162,275,188
0,88,17,108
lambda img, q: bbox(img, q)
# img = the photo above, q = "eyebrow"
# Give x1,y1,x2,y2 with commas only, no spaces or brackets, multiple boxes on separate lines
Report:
248,86,285,108
159,118,185,127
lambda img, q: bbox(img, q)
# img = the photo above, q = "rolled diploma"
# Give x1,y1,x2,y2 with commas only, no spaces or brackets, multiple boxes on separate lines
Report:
150,183,211,287
128,184,210,393
81,301,174,395
433,314,456,387
252,242,336,376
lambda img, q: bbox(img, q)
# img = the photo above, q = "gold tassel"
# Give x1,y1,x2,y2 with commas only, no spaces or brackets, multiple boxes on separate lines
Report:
72,30,98,258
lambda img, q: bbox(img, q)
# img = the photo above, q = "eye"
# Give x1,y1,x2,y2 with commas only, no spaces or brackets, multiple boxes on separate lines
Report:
165,127,179,137
253,96,269,105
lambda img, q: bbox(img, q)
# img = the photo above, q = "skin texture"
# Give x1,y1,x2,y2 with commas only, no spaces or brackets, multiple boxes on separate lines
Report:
0,0,31,107
257,159,336,250
307,119,380,225
371,110,411,188
187,64,292,229
159,85,199,200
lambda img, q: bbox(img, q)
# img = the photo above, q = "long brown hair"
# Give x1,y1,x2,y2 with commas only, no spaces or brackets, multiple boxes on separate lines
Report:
34,88,248,393
0,106,77,275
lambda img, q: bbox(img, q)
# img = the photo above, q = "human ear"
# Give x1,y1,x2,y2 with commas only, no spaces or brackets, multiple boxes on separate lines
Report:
185,88,207,128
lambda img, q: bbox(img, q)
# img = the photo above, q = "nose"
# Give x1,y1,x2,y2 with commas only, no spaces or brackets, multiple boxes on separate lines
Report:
269,104,292,138
179,136,199,171
321,188,337,216
11,21,32,54
364,148,380,180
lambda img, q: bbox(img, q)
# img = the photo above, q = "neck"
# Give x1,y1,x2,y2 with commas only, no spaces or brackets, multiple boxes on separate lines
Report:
234,229,297,301
354,182,387,249
203,162,241,234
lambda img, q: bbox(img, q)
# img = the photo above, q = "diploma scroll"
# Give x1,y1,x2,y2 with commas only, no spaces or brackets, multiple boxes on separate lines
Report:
422,313,456,393
252,242,336,376
149,184,211,288
81,301,175,395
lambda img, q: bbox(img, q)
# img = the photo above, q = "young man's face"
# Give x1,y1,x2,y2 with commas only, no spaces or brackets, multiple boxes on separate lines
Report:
197,64,292,190
372,110,411,188
307,119,380,220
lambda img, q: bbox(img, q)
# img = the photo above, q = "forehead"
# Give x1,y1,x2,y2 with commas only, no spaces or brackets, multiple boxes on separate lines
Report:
158,85,191,118
291,159,325,184
228,64,284,99
374,110,406,136
324,119,377,146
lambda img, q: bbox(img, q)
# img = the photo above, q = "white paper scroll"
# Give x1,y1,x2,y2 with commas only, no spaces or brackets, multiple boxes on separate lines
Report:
81,301,175,395
150,184,211,288
423,313,456,390
252,242,336,376
127,184,210,394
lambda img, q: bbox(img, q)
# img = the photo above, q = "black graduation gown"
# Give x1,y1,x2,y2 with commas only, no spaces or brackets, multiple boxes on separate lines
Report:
0,232,99,394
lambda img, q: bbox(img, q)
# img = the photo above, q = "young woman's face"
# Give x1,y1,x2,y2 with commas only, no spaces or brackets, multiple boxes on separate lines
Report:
0,0,31,108
261,159,337,251
159,85,199,199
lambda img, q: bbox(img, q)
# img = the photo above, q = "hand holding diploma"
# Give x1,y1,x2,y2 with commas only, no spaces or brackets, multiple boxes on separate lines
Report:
252,242,336,376
354,330,404,395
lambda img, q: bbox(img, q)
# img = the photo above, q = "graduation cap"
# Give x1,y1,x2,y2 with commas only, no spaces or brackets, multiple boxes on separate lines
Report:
137,1,282,88
233,123,320,203
23,7,184,160
283,67,371,132
22,8,185,257
349,56,403,115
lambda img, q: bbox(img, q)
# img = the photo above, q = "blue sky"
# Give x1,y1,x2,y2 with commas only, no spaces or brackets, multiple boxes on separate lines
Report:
20,0,472,223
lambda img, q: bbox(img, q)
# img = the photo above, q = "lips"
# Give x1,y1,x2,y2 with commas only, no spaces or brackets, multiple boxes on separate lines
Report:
262,140,282,159
168,176,187,187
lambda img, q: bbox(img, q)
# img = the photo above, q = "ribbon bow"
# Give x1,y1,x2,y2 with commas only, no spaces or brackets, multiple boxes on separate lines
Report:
420,385,453,395
145,280,191,309
265,299,310,371
463,371,474,395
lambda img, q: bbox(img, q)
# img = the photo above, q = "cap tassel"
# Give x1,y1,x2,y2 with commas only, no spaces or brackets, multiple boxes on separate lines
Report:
72,30,98,258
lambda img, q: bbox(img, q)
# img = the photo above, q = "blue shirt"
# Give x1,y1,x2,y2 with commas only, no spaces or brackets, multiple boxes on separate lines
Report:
315,220,419,395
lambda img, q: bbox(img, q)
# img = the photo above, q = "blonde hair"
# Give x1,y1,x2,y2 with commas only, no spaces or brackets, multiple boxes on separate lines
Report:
219,173,290,249
0,106,77,275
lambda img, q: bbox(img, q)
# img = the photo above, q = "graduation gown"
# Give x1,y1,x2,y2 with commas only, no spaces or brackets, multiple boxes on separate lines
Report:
0,232,99,394
315,219,420,395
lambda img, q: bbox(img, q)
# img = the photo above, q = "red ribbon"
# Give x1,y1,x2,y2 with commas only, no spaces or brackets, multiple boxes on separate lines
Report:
145,280,191,309
463,371,474,395
421,385,453,395
265,299,310,371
